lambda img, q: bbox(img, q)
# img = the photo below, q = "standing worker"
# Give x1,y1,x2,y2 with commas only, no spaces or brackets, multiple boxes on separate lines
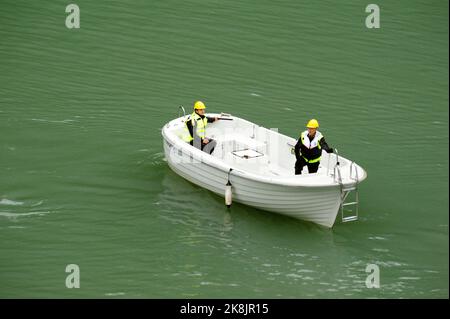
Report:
183,101,218,154
294,119,334,175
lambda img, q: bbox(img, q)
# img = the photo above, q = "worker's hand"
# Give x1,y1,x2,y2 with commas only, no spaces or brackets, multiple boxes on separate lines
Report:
215,117,219,122
203,138,209,144
327,148,334,154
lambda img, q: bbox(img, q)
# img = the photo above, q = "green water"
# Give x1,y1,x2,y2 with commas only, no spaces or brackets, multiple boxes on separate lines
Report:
0,0,448,298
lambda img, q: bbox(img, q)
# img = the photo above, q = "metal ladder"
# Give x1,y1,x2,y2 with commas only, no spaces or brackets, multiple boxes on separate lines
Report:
332,150,360,223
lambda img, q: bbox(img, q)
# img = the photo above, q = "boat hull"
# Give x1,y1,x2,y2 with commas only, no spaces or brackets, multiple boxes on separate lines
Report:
163,140,341,228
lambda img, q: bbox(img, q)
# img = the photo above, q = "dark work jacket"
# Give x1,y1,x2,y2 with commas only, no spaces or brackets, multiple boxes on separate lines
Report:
294,133,333,161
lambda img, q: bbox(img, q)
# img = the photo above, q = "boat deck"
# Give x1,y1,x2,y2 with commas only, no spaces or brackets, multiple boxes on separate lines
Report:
210,134,329,178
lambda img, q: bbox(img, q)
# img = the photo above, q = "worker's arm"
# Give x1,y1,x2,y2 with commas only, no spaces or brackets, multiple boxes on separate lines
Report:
206,116,218,123
294,139,302,160
320,137,334,153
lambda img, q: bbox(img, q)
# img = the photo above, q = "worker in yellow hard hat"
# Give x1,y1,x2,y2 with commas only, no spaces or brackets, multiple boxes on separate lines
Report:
294,119,334,175
182,101,218,154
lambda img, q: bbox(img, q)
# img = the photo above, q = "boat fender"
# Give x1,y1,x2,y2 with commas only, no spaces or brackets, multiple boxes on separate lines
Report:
225,181,232,208
225,169,233,208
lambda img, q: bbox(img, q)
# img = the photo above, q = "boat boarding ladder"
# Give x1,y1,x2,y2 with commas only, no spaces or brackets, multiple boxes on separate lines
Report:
330,149,360,223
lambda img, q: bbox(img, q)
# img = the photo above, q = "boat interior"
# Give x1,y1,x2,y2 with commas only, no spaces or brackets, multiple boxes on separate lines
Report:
169,113,346,179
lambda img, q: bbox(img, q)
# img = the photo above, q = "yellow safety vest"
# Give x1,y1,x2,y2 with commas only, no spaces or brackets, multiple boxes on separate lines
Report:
182,112,208,142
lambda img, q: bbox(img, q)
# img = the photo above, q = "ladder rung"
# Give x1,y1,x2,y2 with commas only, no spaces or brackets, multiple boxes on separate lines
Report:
343,202,358,206
342,187,356,191
342,216,358,222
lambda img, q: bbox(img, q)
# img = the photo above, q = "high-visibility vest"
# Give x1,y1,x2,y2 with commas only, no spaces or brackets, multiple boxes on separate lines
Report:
300,130,323,163
182,112,208,142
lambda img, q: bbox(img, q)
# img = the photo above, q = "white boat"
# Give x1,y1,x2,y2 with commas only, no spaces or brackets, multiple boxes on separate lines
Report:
161,109,367,228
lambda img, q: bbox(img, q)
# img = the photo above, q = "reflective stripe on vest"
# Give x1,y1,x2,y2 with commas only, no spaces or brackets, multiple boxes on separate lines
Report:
182,112,208,142
302,156,321,164
300,130,323,163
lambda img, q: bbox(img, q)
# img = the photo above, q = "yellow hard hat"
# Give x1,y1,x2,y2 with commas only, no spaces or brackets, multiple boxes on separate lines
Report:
306,119,319,128
194,101,206,110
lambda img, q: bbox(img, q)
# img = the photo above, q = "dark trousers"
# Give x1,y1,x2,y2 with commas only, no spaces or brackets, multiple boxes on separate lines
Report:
295,157,319,175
